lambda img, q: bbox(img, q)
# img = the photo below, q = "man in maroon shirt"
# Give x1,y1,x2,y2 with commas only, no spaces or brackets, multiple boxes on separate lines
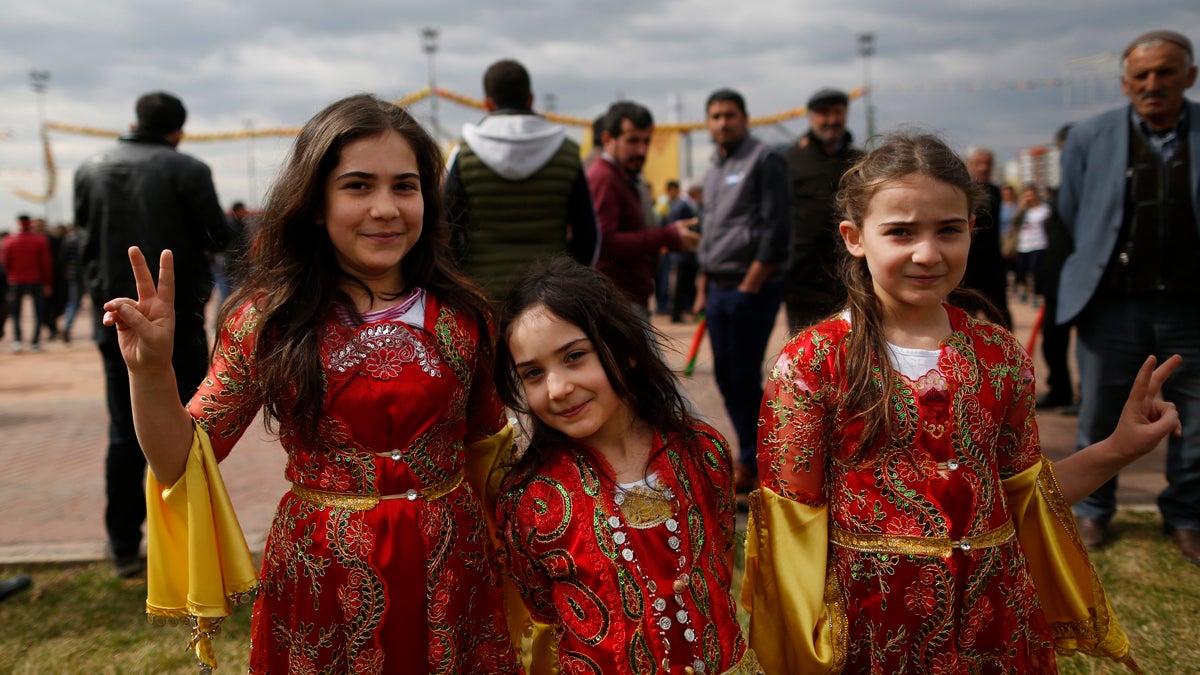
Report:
1,214,53,351
587,101,699,316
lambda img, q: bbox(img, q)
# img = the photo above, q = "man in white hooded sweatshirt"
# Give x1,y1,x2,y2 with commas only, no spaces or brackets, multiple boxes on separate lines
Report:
445,59,599,301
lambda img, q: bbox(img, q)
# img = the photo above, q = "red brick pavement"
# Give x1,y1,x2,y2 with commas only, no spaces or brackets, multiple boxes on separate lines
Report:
0,294,1167,563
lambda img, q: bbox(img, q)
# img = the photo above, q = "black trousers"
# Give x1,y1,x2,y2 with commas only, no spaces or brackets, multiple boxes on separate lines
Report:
1041,294,1073,401
96,306,209,559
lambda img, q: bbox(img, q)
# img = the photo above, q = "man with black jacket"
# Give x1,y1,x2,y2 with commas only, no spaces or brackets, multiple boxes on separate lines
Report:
74,91,230,577
783,88,862,333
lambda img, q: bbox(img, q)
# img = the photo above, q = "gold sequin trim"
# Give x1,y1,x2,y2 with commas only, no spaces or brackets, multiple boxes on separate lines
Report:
290,471,463,511
719,647,765,675
831,520,1015,557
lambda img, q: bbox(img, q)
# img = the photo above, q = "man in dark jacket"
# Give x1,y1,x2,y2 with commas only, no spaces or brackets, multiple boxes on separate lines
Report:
74,91,231,577
962,147,1013,328
783,88,862,333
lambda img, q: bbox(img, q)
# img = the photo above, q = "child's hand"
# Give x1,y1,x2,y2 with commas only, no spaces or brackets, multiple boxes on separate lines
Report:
1110,354,1182,461
102,247,177,373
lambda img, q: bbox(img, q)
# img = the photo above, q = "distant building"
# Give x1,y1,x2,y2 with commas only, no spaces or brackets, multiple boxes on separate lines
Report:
1016,145,1061,188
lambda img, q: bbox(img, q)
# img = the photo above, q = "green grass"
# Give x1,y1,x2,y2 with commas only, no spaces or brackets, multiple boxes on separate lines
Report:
0,562,253,673
1,510,1196,673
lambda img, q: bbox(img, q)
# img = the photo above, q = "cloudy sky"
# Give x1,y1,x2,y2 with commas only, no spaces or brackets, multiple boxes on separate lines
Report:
0,1,1196,226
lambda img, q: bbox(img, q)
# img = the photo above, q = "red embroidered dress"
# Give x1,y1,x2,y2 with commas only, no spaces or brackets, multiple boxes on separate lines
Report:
498,422,754,674
188,292,518,674
750,306,1134,673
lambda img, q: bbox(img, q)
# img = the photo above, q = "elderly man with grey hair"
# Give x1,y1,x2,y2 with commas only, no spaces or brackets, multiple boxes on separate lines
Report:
960,145,1012,328
1057,29,1200,565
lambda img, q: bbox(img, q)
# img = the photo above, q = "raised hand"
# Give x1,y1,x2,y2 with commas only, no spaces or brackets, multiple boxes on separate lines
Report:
102,247,177,373
1054,354,1182,505
1110,354,1183,460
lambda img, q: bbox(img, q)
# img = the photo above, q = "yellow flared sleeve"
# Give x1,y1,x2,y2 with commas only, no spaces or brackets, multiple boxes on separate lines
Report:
742,488,846,674
1004,458,1140,673
464,421,516,514
145,422,259,671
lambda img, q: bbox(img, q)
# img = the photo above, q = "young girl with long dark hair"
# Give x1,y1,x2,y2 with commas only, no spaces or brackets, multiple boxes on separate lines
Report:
103,94,518,673
743,132,1181,673
495,257,760,674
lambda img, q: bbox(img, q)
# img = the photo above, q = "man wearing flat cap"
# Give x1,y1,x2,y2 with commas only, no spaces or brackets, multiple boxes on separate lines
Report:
782,88,861,333
1058,29,1200,565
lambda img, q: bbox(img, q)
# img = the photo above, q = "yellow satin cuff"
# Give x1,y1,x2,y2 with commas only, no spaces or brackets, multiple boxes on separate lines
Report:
464,422,516,514
145,423,259,671
742,488,846,674
1003,458,1140,672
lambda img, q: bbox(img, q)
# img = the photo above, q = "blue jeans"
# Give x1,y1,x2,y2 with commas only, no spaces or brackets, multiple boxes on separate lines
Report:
654,254,672,315
704,279,784,474
1073,294,1200,531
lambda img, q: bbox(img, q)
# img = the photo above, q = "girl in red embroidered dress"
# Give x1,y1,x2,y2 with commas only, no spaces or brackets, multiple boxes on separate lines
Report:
103,95,519,673
494,258,760,674
743,133,1181,674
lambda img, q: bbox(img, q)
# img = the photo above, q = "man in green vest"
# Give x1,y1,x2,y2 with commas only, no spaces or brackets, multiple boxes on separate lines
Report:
445,59,599,301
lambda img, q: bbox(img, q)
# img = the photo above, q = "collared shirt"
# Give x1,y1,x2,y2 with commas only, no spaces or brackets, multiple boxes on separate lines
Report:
1131,105,1190,163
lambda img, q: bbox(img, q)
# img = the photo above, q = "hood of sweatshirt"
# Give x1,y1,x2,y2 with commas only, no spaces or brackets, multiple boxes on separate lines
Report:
459,113,566,180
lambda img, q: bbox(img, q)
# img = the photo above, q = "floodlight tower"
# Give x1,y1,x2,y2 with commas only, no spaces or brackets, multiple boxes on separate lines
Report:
29,69,52,220
857,33,877,139
421,26,440,143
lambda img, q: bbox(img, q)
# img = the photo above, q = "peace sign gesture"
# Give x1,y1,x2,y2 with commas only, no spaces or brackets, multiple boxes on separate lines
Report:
1110,353,1183,458
102,246,178,373
1055,354,1182,505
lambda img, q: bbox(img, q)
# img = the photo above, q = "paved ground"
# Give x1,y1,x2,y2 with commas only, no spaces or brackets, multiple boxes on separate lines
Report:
0,293,1168,564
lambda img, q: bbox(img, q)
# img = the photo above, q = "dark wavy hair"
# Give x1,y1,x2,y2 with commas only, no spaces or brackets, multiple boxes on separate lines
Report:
834,132,985,464
494,257,696,490
221,93,494,445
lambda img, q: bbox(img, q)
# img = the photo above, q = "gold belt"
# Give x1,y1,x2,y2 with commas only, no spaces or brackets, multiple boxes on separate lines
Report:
831,521,1015,557
290,471,463,511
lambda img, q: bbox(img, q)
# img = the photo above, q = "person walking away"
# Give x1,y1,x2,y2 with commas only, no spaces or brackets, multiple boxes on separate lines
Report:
74,91,233,577
444,58,598,302
1,214,53,352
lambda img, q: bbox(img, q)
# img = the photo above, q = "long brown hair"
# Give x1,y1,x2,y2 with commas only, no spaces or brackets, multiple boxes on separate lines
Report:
221,94,493,445
834,132,984,464
494,257,698,491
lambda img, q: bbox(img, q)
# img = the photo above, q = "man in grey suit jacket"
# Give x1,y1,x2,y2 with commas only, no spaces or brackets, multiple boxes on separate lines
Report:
1057,30,1200,565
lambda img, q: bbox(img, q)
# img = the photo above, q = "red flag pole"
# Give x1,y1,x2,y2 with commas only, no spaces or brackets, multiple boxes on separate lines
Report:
683,314,707,377
1027,303,1046,355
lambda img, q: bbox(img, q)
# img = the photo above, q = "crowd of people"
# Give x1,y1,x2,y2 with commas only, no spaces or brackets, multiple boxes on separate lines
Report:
1,26,1196,674
0,215,84,350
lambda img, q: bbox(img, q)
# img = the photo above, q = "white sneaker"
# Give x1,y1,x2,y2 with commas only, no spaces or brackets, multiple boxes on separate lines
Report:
9,341,23,352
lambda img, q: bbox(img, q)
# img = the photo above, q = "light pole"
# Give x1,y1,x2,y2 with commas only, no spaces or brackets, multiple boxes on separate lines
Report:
857,33,877,140
29,69,52,221
244,118,257,207
420,26,440,143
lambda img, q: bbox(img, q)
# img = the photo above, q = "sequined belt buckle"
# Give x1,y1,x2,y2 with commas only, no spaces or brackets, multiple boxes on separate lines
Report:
830,520,1016,557
290,471,464,511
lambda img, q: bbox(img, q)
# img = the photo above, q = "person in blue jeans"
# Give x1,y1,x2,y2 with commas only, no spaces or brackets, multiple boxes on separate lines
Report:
691,88,792,495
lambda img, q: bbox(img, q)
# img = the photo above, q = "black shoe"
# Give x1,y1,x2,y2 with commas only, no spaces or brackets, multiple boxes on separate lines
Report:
1165,526,1200,566
1076,517,1109,551
113,557,144,579
1036,393,1073,409
0,575,32,602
